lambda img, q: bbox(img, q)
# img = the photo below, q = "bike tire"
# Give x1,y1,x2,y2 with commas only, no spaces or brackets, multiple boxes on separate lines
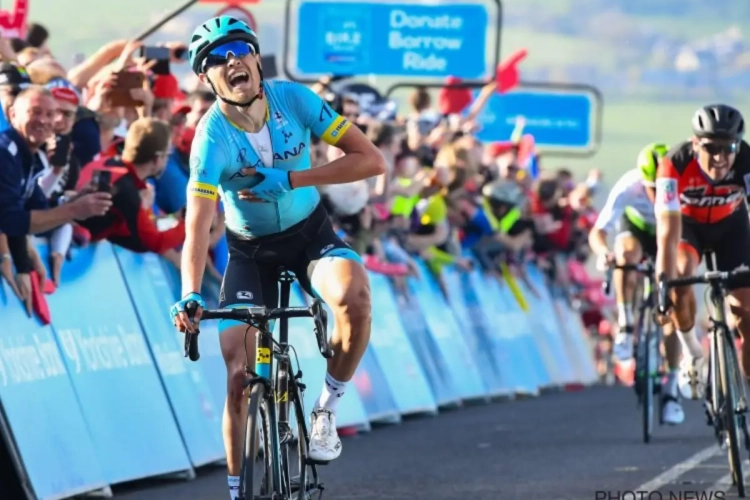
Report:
642,315,654,444
240,383,274,500
718,329,745,497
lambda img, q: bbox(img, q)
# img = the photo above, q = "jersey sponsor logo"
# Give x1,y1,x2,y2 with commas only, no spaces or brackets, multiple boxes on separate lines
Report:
680,185,744,207
321,116,351,145
273,142,306,162
229,159,263,180
189,155,206,178
655,178,677,202
188,181,218,200
236,291,253,300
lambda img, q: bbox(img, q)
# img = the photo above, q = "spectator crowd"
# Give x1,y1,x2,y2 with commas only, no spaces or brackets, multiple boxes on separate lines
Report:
0,22,606,342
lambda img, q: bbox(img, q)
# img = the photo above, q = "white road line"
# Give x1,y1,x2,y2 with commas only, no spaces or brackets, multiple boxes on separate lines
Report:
635,446,720,492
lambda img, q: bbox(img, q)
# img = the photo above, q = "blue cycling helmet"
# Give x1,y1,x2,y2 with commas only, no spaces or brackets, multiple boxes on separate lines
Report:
188,15,260,75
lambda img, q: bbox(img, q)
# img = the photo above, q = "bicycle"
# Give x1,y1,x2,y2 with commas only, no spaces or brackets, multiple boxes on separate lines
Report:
604,260,664,443
658,253,750,497
184,268,333,500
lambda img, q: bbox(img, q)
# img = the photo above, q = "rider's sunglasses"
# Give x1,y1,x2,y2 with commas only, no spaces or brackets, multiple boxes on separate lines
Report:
700,140,739,156
202,41,257,71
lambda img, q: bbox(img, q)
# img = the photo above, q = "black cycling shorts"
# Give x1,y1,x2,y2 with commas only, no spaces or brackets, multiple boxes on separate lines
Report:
219,203,362,313
680,208,750,290
621,215,657,259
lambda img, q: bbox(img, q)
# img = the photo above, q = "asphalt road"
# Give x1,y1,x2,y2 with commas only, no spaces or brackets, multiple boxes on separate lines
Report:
113,385,744,500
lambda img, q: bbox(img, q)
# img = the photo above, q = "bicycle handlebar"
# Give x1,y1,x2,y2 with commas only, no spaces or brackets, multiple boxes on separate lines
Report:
657,266,750,314
602,262,654,296
183,299,332,362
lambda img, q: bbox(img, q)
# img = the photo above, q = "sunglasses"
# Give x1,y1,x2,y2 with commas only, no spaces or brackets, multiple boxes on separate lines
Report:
202,41,257,70
700,140,739,156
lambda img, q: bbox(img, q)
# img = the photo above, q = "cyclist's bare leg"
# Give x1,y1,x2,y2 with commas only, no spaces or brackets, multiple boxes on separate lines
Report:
613,233,642,322
611,233,642,360
671,244,704,399
726,289,750,380
219,324,257,477
671,246,699,333
311,256,371,388
307,256,371,461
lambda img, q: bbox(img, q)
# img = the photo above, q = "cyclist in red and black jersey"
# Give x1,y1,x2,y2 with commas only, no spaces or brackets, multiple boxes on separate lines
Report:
655,103,750,400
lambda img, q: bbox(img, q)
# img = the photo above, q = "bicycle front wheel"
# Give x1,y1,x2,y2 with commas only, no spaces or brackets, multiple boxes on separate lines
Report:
240,383,275,500
641,318,655,444
718,328,745,497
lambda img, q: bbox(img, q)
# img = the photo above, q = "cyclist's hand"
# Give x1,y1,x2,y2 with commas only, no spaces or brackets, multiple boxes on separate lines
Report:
170,292,205,333
595,251,615,272
245,166,293,202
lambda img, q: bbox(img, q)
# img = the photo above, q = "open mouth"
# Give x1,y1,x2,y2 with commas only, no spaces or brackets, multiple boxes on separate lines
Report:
228,71,250,88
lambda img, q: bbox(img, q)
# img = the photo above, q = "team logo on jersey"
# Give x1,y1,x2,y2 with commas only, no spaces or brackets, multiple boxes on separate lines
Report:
655,178,677,205
273,142,306,162
680,185,744,207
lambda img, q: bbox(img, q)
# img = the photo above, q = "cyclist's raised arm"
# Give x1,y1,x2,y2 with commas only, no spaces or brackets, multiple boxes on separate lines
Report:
588,173,631,256
284,83,386,187
654,156,682,281
181,121,226,297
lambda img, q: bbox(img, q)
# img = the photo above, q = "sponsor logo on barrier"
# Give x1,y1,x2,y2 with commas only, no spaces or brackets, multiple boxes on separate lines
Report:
55,327,152,373
0,336,67,385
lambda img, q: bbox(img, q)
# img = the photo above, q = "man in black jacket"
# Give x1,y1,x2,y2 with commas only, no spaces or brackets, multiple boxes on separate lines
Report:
0,86,111,301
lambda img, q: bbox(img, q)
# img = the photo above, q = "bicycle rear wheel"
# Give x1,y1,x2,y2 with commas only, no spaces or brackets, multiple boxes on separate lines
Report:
240,384,275,500
718,328,745,497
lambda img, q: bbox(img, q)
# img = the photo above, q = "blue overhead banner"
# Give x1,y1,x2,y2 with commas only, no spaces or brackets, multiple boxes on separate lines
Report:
295,1,489,78
473,88,597,150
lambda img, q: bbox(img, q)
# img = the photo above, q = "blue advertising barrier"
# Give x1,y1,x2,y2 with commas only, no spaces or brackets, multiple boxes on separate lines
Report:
441,266,509,397
463,263,531,395
473,87,597,151
295,1,489,79
390,280,460,407
493,280,554,390
523,265,577,385
294,286,371,432
480,273,545,394
113,248,225,467
0,280,108,500
159,261,229,421
408,263,487,401
367,272,437,418
550,292,598,386
44,242,192,484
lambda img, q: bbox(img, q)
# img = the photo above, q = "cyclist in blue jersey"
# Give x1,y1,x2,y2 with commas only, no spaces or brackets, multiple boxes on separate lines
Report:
168,16,385,500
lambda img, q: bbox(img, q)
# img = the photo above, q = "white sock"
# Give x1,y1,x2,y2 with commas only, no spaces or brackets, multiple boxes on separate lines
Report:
665,370,678,398
676,326,703,359
228,475,239,500
617,302,633,328
316,372,346,413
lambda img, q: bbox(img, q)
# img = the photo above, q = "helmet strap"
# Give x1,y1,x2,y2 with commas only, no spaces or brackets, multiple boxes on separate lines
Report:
208,62,265,108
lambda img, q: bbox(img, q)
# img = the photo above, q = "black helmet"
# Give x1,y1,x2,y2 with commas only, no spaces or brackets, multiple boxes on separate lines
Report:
691,104,745,141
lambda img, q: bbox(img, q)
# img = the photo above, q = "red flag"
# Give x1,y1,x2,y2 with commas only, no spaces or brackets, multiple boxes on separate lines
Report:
0,0,28,39
30,270,52,325
495,49,528,94
438,76,473,115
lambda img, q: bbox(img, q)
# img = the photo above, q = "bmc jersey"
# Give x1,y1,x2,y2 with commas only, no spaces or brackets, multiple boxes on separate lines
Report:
593,168,656,233
655,140,750,223
188,80,351,237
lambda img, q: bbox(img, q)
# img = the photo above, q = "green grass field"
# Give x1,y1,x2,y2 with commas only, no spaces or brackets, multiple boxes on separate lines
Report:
29,0,744,181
